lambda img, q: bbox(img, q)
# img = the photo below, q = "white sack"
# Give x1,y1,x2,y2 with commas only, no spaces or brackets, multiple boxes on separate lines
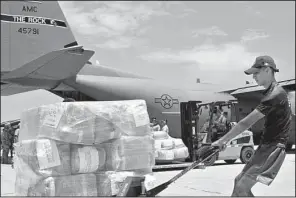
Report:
71,144,106,174
102,136,155,171
28,174,98,196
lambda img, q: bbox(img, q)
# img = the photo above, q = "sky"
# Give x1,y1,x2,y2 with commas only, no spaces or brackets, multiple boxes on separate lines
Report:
1,1,295,122
59,1,295,85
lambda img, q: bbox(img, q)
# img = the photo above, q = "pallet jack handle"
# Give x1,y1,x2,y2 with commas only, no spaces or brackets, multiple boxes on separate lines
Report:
145,145,220,197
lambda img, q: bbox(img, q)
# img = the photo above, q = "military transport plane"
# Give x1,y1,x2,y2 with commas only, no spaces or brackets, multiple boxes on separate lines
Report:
1,1,295,148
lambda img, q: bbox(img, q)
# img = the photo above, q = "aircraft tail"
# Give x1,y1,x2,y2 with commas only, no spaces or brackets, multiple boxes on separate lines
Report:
1,1,94,95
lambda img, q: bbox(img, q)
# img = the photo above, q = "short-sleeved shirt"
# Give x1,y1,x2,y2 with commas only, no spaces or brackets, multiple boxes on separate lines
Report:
161,125,169,133
15,129,20,136
217,115,227,125
256,82,291,145
152,124,161,131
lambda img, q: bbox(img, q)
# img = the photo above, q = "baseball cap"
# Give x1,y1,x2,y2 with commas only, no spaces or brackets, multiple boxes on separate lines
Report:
244,55,279,75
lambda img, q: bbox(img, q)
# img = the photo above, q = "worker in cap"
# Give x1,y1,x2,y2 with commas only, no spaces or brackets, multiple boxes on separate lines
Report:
212,55,291,196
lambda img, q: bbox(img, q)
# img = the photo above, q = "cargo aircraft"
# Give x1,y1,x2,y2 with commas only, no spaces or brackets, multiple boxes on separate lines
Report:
1,1,295,148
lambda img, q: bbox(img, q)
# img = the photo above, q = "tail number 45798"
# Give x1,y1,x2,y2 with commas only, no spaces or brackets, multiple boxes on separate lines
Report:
17,28,39,35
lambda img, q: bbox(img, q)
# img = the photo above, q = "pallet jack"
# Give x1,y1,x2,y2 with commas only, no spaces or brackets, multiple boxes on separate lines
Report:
115,100,231,197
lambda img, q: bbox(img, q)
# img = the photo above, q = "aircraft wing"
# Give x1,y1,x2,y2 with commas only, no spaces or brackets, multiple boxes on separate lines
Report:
2,45,94,81
1,83,40,96
1,46,94,95
221,79,295,100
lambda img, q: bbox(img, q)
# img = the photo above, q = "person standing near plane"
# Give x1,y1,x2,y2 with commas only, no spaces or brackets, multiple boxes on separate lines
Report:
1,123,15,164
14,125,20,143
150,118,161,131
212,55,291,197
213,109,227,131
160,120,169,134
210,109,227,141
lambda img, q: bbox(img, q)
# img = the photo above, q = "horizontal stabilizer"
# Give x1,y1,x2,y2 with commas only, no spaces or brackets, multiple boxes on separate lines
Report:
1,83,39,96
2,46,94,83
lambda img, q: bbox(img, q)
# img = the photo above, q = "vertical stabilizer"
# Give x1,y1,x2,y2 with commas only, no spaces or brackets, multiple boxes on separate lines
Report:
1,1,78,73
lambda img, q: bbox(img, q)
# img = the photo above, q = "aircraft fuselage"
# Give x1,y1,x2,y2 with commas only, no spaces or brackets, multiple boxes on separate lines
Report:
61,70,236,138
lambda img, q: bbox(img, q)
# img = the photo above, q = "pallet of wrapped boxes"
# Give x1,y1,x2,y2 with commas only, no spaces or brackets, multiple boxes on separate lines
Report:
14,100,156,196
152,131,189,163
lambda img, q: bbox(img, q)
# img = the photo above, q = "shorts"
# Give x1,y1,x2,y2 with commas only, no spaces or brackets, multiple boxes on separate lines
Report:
239,143,286,186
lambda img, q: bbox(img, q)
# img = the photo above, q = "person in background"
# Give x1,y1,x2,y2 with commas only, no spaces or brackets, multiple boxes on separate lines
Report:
214,109,227,131
1,123,15,164
223,112,233,131
151,118,161,131
14,125,20,143
223,112,228,121
150,119,154,128
160,120,169,134
0,127,2,146
201,118,210,132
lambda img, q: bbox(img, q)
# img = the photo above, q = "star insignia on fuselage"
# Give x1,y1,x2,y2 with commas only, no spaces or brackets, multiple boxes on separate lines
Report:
155,94,179,109
162,95,172,106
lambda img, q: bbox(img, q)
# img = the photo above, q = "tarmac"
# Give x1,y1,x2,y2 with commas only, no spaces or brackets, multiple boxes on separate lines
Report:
153,152,295,196
1,150,295,197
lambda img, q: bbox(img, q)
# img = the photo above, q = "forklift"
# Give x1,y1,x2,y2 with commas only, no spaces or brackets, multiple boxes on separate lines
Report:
180,100,234,164
181,100,255,166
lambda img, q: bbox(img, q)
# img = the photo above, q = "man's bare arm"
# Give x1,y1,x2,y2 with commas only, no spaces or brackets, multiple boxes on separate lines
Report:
218,109,265,144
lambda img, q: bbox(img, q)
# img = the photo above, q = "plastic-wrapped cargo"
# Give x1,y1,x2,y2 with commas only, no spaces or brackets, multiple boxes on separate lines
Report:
19,103,96,144
96,171,137,196
27,174,98,196
155,150,174,161
96,170,153,197
98,100,151,137
14,139,71,177
152,131,168,140
173,147,189,159
93,113,120,144
38,102,98,145
155,139,175,150
19,100,151,145
172,138,186,149
102,136,155,171
71,144,106,174
18,107,40,141
14,155,43,196
154,139,162,150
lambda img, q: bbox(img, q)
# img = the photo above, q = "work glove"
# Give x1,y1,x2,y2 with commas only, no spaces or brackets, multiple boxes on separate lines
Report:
211,139,227,151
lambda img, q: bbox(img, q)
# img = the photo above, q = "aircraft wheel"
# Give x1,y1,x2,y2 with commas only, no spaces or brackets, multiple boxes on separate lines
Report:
224,159,236,164
240,147,254,164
